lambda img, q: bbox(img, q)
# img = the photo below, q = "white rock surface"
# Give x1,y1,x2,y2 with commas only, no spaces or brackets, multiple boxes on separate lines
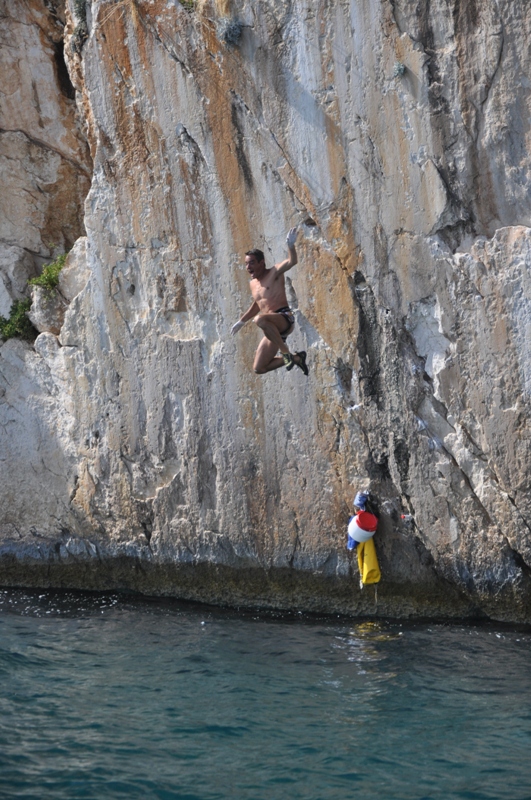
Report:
1,0,531,620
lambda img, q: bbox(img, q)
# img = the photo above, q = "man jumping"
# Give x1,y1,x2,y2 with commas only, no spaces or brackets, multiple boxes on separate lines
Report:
231,227,309,376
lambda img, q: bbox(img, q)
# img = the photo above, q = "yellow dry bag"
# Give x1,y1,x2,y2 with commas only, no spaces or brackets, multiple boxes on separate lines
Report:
356,538,381,585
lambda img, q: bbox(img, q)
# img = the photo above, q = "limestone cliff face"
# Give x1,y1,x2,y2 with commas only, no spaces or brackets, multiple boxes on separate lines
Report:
1,0,531,621
0,0,91,314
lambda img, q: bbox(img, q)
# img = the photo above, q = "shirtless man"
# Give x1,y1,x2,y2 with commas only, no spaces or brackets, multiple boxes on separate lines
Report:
231,227,309,376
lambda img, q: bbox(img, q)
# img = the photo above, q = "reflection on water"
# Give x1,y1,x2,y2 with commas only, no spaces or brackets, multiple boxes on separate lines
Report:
331,623,400,700
1,590,530,800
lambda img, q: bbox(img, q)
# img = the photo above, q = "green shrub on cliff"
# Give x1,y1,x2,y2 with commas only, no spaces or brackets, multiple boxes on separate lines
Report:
29,253,67,292
0,299,35,341
0,251,69,342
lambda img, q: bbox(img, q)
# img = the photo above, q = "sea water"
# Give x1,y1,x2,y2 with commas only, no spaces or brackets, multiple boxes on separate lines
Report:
0,590,530,800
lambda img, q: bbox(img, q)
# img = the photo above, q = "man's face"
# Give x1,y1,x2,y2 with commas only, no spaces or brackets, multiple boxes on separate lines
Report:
245,254,264,278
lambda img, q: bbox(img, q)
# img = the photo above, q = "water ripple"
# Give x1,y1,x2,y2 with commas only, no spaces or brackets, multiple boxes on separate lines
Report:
0,591,530,799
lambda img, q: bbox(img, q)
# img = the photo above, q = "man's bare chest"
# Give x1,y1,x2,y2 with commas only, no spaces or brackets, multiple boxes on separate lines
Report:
250,272,284,302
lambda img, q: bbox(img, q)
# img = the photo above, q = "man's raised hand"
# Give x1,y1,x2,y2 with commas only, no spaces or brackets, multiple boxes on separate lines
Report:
286,226,298,248
231,320,245,336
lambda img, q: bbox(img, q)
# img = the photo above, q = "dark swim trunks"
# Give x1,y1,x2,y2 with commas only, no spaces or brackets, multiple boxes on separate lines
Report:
275,306,295,341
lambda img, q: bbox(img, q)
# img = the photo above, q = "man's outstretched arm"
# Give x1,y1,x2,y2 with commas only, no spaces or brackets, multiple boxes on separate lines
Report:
231,301,260,335
275,227,298,277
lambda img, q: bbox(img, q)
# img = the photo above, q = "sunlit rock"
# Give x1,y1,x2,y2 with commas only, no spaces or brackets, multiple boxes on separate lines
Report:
1,0,530,621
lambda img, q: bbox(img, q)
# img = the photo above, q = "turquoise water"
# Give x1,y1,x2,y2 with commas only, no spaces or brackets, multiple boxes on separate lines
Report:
0,590,530,800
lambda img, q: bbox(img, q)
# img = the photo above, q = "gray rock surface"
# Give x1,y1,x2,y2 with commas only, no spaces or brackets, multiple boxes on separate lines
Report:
28,285,68,335
0,0,91,313
1,0,530,621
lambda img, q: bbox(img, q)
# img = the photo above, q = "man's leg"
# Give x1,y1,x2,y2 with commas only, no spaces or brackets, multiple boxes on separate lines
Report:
253,313,304,374
253,337,285,374
255,314,290,350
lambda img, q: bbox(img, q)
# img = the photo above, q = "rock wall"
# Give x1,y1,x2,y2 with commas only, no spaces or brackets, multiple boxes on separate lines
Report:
0,0,91,314
1,0,531,621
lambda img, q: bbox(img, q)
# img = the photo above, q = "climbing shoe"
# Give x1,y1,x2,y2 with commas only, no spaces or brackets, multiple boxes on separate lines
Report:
282,352,295,371
294,351,309,376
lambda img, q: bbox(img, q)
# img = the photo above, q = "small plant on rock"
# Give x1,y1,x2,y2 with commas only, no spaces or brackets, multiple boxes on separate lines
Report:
29,253,67,292
178,0,197,10
0,299,36,342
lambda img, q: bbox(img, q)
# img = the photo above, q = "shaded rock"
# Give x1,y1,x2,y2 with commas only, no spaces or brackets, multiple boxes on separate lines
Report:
0,246,38,318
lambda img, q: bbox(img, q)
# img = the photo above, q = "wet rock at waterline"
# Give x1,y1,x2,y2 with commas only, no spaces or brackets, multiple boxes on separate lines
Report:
1,0,530,622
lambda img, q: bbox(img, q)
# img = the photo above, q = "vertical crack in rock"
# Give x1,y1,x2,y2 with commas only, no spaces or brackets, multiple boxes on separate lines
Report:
350,272,383,410
53,39,76,100
230,97,254,189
